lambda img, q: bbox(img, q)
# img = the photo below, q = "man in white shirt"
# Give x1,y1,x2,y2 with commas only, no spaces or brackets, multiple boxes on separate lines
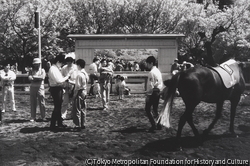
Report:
48,53,70,130
145,56,163,132
1,64,17,112
61,57,77,119
88,57,100,96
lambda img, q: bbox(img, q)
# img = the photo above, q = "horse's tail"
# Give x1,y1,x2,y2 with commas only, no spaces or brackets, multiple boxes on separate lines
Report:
157,73,180,128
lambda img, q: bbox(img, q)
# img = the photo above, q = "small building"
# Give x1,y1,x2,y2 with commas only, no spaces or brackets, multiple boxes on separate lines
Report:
67,34,184,79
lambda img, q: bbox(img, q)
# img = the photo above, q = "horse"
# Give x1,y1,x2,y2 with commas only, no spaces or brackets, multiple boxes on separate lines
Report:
158,60,245,150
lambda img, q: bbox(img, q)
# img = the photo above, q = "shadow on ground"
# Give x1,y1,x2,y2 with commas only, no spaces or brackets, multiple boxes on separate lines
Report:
4,119,30,124
138,131,250,154
20,126,84,133
111,126,147,133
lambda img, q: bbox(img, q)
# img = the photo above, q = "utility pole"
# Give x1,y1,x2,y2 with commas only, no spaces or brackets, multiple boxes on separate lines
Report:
35,11,41,65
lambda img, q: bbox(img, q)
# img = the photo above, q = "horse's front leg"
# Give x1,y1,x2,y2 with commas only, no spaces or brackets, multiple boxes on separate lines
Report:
203,101,224,136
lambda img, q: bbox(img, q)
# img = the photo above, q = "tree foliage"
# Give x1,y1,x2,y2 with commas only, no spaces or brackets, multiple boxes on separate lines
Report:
0,0,250,71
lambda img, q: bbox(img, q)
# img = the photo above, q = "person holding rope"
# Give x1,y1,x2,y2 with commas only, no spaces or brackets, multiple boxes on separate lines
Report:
145,56,163,132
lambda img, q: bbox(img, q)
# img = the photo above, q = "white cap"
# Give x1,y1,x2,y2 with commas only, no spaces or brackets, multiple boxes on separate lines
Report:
65,52,75,59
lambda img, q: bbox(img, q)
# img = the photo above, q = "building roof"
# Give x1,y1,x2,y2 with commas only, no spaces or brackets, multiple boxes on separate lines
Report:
67,34,185,40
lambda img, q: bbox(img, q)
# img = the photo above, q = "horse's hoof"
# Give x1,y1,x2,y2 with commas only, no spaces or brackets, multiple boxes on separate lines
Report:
174,145,183,151
231,133,238,138
195,135,203,146
175,140,182,151
225,131,238,138
203,129,210,136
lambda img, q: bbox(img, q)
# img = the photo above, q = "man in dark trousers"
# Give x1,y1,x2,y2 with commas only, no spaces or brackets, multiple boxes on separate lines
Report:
47,53,70,130
145,56,163,132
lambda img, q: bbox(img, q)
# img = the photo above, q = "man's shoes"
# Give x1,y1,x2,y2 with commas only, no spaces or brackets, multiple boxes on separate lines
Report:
1,110,5,113
50,125,57,131
58,123,67,128
81,126,86,129
73,126,81,132
156,123,162,130
49,124,57,131
148,126,156,133
30,119,35,122
36,118,47,122
42,118,48,122
103,108,108,111
12,109,17,112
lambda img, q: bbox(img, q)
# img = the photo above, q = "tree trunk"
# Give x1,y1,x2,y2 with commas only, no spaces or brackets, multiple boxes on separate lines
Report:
204,41,217,67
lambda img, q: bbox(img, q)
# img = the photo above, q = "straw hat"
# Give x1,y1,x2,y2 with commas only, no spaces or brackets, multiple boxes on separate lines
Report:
33,58,41,64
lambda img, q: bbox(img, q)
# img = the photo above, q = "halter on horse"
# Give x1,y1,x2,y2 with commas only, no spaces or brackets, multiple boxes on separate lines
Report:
158,59,245,150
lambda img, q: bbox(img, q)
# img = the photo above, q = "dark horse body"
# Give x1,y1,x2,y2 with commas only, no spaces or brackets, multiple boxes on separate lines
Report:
161,62,245,149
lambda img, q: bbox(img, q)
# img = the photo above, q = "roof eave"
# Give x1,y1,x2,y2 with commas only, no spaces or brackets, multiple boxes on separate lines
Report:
67,34,185,40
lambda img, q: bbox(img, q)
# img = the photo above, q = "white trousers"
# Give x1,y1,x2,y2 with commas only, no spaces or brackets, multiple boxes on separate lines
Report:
2,86,16,111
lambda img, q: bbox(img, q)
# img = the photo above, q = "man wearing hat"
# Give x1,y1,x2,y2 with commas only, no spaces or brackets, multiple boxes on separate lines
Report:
170,58,181,75
28,58,46,122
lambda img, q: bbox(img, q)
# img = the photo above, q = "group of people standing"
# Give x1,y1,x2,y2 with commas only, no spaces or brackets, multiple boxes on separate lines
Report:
170,58,194,75
1,54,166,133
46,53,89,131
0,64,17,113
0,53,89,131
88,55,164,132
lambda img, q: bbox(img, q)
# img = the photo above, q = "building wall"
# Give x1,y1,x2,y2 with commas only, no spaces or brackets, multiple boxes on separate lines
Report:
74,38,178,74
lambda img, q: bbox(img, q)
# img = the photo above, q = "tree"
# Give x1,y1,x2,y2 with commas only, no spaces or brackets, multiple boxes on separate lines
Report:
1,0,250,71
0,0,75,72
0,0,35,70
177,0,250,64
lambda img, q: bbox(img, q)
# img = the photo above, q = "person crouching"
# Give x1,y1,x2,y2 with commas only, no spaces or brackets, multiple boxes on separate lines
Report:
72,59,89,131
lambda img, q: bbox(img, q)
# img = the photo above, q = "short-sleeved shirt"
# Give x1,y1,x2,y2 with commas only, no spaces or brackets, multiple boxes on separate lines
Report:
89,63,98,75
28,68,46,88
146,66,163,95
75,69,89,96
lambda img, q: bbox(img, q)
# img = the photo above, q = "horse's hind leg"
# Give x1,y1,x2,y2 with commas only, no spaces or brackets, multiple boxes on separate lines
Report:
176,105,197,149
176,112,188,140
187,114,199,137
229,95,241,134
176,112,187,151
203,101,224,135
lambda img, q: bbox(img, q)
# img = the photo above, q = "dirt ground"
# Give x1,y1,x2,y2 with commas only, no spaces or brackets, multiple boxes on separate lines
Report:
0,91,250,166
